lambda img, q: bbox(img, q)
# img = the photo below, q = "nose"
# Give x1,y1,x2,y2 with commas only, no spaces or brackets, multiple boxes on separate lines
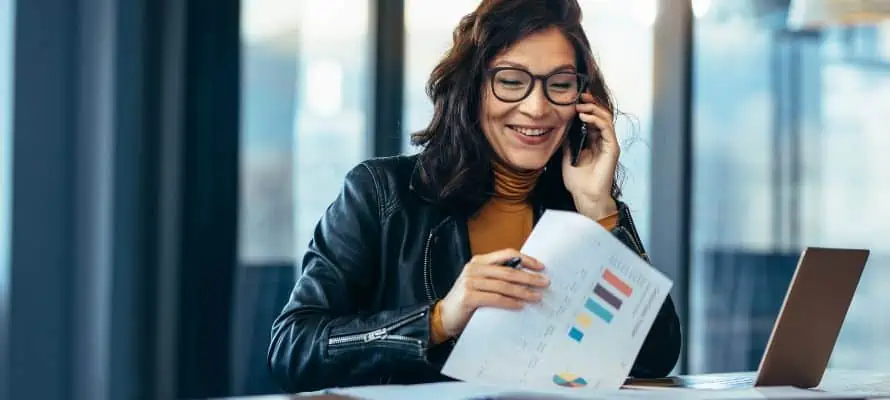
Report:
518,82,550,119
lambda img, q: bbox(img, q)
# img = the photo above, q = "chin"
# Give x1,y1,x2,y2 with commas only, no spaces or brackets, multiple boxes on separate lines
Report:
503,151,552,172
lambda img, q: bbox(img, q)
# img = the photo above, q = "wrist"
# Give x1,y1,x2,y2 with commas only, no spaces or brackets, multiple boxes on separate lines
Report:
430,301,451,345
574,196,618,221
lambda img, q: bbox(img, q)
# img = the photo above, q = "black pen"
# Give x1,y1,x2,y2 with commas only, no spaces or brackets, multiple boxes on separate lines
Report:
502,256,522,269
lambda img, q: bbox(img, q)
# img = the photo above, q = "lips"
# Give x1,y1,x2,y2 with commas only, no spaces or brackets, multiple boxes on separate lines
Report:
507,125,555,146
508,125,553,137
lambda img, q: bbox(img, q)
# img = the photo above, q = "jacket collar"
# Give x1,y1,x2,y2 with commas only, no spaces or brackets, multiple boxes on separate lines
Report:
407,158,437,204
408,155,552,219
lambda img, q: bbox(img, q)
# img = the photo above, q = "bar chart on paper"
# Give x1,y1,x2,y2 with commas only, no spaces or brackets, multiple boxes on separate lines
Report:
441,210,673,393
567,268,633,343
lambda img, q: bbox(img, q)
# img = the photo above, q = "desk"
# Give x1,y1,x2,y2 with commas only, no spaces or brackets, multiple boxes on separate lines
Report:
627,370,890,395
213,370,890,399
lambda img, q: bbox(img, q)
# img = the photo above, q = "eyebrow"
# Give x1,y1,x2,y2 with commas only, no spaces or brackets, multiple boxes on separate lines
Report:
494,61,577,73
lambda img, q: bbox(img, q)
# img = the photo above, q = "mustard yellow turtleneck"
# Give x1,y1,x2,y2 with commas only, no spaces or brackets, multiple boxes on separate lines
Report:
429,161,618,344
466,161,543,256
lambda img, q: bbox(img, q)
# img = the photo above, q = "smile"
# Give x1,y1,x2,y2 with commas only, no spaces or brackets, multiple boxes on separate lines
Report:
508,125,553,137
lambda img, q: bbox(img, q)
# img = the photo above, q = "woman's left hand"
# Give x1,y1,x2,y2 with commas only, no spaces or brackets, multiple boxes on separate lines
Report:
562,92,619,221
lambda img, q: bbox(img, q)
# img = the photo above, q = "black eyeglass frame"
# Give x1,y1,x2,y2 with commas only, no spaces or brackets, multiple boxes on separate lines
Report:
486,66,590,106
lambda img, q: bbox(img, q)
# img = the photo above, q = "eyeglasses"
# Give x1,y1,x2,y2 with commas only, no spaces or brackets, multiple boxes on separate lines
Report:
487,67,589,106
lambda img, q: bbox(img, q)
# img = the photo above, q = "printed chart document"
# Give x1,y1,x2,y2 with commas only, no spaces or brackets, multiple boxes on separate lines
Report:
323,382,869,400
441,209,673,394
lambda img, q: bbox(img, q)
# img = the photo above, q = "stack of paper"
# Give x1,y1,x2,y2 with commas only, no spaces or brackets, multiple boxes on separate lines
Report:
440,210,674,394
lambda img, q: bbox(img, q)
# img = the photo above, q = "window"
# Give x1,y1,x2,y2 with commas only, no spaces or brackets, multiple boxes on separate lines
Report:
402,0,479,155
691,2,890,373
815,25,890,370
402,0,655,244
578,0,655,246
239,0,370,264
234,0,371,395
1,0,13,288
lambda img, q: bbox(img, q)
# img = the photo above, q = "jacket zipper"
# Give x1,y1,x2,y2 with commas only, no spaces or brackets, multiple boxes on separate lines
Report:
423,217,451,303
327,310,427,346
620,206,647,257
423,231,436,303
424,217,462,346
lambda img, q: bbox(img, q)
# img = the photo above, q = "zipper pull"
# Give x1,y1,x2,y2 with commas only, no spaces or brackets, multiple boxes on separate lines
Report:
364,328,387,342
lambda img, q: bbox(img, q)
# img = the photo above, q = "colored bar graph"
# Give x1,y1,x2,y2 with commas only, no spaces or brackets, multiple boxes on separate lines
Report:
568,327,584,342
584,297,614,323
575,313,593,328
566,268,633,343
603,268,633,297
593,283,622,310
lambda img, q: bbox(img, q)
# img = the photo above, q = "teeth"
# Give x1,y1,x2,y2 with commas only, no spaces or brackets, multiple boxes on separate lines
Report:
511,126,550,136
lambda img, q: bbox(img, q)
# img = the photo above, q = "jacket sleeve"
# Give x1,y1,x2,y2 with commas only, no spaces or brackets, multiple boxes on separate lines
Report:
267,163,437,393
611,201,682,378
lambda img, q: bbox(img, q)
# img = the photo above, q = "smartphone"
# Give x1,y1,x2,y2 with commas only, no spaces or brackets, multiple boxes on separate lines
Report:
569,116,601,166
569,117,588,167
569,94,604,166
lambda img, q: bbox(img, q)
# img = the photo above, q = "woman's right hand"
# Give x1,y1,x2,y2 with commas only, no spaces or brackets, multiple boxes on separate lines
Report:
437,249,550,338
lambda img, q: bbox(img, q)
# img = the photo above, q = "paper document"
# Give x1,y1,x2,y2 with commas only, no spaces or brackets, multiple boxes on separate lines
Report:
325,381,603,400
323,381,731,400
441,210,673,393
324,382,870,400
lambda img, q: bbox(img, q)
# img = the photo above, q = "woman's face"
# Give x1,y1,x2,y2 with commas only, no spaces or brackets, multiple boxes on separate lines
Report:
480,27,579,172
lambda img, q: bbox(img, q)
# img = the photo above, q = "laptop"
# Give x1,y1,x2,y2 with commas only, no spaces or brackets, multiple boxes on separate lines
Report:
628,247,871,389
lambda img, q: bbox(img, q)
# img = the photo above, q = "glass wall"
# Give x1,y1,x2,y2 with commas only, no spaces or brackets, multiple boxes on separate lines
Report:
402,0,655,244
235,0,370,395
579,0,655,246
402,0,480,155
818,25,890,370
1,0,13,295
691,2,890,373
239,0,369,265
0,2,12,393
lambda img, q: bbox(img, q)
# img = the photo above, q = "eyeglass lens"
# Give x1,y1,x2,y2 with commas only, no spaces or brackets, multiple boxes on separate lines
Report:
492,69,583,105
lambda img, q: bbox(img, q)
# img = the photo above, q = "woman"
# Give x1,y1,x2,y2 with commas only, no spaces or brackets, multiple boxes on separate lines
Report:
268,0,680,393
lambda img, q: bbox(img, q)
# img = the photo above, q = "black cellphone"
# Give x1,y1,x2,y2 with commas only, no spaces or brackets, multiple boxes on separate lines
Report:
569,116,588,167
568,92,604,166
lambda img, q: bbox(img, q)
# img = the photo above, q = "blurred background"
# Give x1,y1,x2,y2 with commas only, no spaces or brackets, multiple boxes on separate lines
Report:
2,0,889,399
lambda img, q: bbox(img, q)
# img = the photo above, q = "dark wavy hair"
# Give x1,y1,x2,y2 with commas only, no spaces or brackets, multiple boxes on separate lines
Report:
410,0,624,214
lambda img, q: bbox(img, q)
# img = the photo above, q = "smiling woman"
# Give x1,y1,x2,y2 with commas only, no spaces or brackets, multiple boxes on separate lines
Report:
403,0,657,246
478,30,586,171
267,0,680,393
409,6,619,214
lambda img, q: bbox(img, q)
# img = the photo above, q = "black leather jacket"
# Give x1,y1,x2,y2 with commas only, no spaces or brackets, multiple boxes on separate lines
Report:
268,155,681,393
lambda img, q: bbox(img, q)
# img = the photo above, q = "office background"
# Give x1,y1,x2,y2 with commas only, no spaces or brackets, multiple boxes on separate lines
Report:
1,0,888,399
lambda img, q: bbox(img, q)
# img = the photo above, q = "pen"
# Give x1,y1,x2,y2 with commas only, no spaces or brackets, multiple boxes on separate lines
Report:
502,256,522,269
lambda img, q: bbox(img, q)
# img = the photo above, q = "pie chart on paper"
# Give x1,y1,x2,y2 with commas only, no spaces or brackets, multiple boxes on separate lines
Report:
552,373,588,388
